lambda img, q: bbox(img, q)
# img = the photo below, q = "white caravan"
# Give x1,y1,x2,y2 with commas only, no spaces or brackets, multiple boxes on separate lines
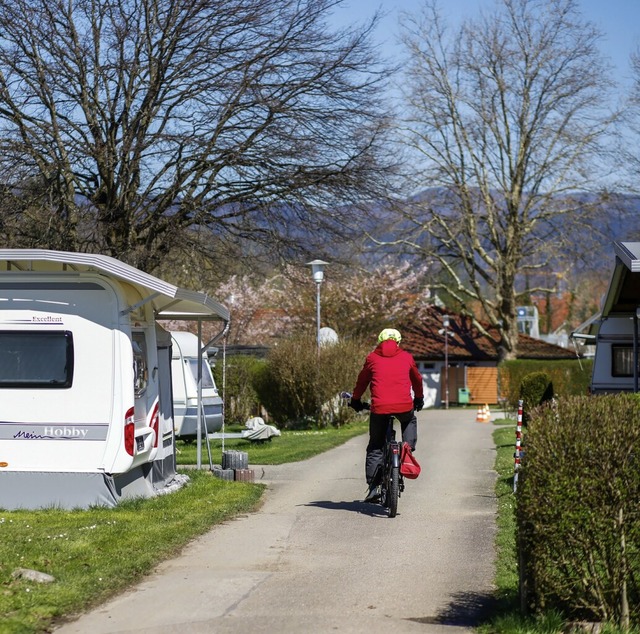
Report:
0,249,229,510
580,241,640,394
171,331,223,439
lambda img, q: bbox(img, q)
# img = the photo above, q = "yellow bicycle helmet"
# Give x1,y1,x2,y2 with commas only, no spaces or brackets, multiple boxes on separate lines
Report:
378,328,402,344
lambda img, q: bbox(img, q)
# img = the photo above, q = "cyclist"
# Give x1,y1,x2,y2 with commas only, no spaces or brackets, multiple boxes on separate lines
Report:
350,328,424,502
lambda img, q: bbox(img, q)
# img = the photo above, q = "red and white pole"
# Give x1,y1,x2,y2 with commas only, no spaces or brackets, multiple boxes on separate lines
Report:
513,399,523,493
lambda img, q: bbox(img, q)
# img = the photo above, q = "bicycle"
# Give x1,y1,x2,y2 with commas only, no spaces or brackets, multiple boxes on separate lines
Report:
341,392,404,518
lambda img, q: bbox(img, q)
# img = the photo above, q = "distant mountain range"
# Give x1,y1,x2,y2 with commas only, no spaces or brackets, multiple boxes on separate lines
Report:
364,187,640,276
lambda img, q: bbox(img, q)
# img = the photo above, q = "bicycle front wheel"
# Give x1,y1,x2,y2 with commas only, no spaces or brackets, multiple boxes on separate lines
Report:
387,465,399,518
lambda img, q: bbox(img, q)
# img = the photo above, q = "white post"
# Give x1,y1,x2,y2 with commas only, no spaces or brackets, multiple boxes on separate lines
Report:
443,315,450,410
306,260,328,351
196,320,203,469
315,281,321,349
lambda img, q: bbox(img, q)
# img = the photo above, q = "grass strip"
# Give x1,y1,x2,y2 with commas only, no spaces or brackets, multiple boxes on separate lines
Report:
479,421,565,633
489,423,521,618
483,422,565,632
175,418,369,465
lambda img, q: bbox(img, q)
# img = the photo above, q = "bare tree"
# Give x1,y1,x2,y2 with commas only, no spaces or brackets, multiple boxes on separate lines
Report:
0,0,397,272
618,50,640,192
384,0,615,359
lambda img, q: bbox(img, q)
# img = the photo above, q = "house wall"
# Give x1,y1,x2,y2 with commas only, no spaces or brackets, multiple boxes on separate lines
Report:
418,364,440,409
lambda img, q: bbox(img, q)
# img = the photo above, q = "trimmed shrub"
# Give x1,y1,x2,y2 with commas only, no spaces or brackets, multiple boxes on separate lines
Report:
517,394,640,627
519,371,554,426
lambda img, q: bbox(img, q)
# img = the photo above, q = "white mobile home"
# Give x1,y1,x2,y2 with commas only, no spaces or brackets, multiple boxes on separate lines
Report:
586,241,640,394
0,249,229,510
171,331,223,439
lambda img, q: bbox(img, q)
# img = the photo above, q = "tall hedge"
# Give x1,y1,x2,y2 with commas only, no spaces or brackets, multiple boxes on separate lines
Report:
500,359,592,409
517,394,640,627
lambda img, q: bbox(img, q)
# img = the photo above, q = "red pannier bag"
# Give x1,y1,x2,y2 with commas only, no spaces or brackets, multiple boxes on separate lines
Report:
400,442,421,479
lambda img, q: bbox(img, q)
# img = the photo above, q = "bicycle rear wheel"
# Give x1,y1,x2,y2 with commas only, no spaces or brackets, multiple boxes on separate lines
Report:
386,465,399,518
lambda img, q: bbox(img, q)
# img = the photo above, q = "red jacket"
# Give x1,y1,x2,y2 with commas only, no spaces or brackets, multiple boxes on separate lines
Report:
352,340,424,414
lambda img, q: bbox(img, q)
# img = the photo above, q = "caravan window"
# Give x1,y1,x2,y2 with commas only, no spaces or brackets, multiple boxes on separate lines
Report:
186,358,215,389
132,333,148,396
612,346,638,377
0,330,74,388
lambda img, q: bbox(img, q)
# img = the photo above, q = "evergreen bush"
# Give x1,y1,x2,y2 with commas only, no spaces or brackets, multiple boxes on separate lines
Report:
517,394,640,628
519,371,554,426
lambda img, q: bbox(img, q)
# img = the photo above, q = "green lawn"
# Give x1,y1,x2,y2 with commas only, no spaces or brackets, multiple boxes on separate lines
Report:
175,419,369,465
0,472,263,634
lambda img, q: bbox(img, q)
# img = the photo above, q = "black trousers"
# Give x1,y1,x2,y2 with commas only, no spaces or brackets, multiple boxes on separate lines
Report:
365,410,417,485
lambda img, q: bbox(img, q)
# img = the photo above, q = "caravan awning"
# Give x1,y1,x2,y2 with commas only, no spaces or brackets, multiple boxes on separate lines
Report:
0,249,229,322
615,242,640,273
598,242,640,319
571,311,601,339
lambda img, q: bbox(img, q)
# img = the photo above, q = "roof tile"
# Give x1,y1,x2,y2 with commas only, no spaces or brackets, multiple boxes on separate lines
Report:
400,306,577,361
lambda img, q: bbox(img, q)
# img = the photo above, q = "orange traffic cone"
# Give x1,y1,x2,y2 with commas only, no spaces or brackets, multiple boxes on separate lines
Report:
476,406,485,423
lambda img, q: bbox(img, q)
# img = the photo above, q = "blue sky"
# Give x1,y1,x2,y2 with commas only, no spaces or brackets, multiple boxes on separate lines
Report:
330,0,640,89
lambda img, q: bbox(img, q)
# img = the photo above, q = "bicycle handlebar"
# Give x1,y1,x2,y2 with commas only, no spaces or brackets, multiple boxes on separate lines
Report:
340,391,370,410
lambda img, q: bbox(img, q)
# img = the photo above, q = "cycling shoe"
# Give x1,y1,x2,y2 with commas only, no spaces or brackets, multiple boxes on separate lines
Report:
364,485,382,503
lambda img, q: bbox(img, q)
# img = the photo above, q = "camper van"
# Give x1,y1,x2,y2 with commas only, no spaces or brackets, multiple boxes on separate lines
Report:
171,331,223,439
582,241,640,394
0,249,229,510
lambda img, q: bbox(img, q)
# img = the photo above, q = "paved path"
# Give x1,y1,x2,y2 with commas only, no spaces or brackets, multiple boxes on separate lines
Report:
55,408,498,633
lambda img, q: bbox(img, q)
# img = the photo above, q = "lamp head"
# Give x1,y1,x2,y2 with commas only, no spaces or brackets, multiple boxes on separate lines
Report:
306,259,329,283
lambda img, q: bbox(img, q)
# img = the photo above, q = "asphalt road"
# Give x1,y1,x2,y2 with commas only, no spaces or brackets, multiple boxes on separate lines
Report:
55,408,498,634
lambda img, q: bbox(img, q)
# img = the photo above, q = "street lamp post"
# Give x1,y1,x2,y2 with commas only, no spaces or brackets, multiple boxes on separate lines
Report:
306,260,328,350
442,315,450,409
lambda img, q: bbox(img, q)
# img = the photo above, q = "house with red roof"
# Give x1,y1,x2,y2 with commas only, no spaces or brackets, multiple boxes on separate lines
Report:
400,306,579,408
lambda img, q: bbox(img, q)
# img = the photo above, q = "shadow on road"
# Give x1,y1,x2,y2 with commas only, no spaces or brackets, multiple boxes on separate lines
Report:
407,590,498,627
302,499,389,517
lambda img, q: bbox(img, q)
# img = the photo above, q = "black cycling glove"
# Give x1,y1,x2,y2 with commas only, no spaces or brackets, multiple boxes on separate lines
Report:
350,398,365,412
413,397,424,412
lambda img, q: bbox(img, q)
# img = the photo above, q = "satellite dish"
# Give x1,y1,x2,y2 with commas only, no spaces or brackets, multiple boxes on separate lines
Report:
319,327,339,346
